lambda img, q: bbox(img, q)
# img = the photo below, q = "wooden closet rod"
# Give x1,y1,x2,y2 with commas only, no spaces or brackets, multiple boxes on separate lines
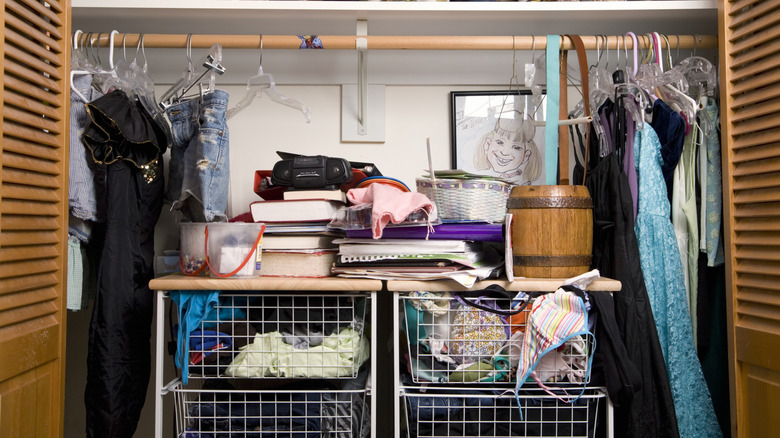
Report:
79,33,717,51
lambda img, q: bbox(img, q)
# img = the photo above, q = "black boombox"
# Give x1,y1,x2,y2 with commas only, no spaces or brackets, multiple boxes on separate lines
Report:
271,155,353,190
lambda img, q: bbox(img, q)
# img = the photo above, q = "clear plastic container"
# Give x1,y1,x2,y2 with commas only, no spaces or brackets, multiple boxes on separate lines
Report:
205,222,265,278
179,222,208,276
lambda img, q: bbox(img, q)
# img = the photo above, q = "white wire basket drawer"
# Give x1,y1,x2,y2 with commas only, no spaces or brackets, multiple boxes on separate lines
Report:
400,292,592,385
180,293,371,380
401,386,605,438
173,381,371,438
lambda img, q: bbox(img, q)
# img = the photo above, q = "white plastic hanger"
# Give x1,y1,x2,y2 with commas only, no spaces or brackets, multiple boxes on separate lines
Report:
90,30,126,94
159,35,226,109
70,29,92,103
226,35,311,121
647,32,698,127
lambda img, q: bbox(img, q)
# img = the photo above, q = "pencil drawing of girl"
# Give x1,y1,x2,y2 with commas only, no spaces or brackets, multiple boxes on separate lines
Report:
472,117,542,185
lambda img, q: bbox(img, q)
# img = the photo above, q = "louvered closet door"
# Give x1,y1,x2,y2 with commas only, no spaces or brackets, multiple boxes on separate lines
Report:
720,0,780,436
0,0,69,437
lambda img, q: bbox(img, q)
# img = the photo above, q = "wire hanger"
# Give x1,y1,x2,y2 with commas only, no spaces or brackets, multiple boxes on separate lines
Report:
159,35,226,109
227,34,311,121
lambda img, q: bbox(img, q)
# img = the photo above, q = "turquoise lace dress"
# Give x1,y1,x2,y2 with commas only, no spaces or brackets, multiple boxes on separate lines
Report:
633,122,722,438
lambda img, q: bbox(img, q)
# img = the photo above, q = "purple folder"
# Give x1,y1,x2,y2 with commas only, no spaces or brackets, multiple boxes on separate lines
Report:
345,223,505,242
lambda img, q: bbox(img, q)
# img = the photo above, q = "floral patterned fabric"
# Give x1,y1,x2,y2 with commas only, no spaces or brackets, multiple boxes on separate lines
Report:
633,122,722,438
704,98,725,267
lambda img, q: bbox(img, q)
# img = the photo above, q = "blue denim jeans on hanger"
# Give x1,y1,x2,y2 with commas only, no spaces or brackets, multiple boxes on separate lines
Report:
165,89,230,222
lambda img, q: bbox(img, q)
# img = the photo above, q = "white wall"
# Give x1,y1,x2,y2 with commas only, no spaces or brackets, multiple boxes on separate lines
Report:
225,83,478,215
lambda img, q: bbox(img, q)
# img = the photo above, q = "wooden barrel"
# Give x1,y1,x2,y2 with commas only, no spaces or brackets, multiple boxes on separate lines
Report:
508,185,593,278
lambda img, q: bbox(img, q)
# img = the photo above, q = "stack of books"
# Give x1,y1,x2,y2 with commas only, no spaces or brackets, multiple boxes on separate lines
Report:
250,197,345,231
259,234,338,278
250,190,347,277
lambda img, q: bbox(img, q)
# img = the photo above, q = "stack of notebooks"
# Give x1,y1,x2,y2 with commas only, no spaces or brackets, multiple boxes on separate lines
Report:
331,233,504,284
250,189,346,277
332,239,482,274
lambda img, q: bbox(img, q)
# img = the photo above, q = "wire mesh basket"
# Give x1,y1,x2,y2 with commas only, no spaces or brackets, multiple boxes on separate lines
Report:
415,178,510,223
400,292,592,385
401,386,605,438
172,380,370,437
178,292,371,380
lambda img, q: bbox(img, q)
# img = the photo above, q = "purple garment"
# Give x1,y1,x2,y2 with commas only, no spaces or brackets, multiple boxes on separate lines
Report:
623,119,638,220
649,100,686,203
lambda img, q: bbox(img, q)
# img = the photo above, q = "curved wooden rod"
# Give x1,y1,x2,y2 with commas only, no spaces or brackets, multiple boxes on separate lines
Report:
78,33,718,51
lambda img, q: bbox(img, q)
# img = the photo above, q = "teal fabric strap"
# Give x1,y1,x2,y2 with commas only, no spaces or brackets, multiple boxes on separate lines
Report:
545,35,560,185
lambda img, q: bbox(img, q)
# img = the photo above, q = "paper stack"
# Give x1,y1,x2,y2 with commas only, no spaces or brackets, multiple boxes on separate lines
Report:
331,238,503,285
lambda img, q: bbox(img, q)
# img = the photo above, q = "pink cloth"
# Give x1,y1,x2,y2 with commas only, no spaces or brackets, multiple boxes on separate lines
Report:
347,183,434,239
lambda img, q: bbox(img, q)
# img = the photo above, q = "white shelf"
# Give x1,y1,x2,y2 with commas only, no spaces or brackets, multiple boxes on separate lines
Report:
72,1,718,36
71,0,718,86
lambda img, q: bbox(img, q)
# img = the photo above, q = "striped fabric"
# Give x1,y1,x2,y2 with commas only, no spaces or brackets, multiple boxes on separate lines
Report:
515,288,593,395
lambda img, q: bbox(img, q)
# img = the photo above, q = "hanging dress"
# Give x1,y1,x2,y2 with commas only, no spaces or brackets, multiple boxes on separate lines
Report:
681,128,700,340
83,90,167,438
633,122,722,438
572,123,679,438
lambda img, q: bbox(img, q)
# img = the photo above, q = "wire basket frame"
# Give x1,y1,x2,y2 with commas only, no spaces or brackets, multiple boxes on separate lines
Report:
401,386,605,438
172,381,370,437
400,293,592,385
179,292,371,380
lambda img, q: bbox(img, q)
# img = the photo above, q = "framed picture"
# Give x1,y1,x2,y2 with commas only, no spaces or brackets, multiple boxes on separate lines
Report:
450,90,547,186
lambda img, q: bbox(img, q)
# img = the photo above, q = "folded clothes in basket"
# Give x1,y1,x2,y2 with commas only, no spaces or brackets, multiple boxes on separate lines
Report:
184,379,369,438
189,330,231,365
404,390,594,438
185,392,322,437
224,326,369,378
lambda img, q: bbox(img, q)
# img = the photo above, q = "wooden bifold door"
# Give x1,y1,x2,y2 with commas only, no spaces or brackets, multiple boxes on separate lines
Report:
0,1,70,437
719,0,780,436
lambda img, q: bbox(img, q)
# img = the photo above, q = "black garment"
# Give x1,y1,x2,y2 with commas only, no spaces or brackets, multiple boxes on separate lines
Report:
84,90,167,438
250,295,355,342
588,291,642,408
649,99,686,204
573,149,679,438
697,256,731,437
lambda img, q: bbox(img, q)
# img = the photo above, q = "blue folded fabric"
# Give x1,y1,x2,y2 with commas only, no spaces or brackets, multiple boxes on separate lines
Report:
170,290,220,384
189,330,232,352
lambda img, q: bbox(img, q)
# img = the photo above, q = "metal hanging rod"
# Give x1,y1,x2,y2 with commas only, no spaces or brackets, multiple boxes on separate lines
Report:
77,33,717,51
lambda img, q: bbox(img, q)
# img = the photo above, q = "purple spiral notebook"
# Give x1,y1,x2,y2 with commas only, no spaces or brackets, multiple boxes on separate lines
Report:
345,223,505,242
